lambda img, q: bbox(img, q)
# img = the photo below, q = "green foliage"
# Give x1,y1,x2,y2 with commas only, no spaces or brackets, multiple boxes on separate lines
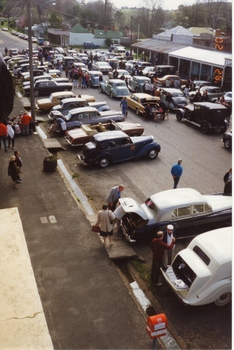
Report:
105,38,112,47
48,11,63,29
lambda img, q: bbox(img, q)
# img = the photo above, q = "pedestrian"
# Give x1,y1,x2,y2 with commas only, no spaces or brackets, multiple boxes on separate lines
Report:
14,150,23,182
223,168,232,183
20,112,33,136
171,158,183,189
0,122,8,151
106,184,125,211
162,224,176,267
8,155,20,189
7,121,15,149
120,97,128,117
151,231,175,286
96,204,115,246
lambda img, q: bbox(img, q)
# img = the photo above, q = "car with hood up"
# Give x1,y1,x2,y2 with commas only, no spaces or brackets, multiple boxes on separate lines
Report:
100,79,130,98
160,88,188,110
126,93,160,116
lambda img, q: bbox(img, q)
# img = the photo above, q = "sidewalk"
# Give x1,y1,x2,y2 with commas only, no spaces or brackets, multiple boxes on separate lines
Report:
0,96,153,349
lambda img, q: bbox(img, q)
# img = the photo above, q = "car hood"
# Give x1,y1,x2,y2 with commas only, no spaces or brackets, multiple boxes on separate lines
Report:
118,197,154,222
172,96,187,104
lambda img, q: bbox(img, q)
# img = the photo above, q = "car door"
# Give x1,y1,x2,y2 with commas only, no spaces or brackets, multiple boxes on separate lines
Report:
107,137,135,162
47,81,57,94
106,81,112,95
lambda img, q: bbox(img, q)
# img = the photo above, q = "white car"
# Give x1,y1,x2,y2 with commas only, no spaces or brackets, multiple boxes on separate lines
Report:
142,66,155,76
92,61,112,73
161,227,232,306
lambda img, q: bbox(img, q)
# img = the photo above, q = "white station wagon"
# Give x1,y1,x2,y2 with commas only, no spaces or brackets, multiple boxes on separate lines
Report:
161,227,232,306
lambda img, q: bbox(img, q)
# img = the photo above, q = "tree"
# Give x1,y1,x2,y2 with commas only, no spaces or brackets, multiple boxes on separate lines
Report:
48,11,63,28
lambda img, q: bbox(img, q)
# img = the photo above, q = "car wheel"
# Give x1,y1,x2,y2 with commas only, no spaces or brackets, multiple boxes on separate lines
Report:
148,149,158,159
201,122,209,134
176,111,183,121
135,108,139,115
214,292,231,306
34,90,39,97
110,92,113,98
224,139,231,149
98,157,110,168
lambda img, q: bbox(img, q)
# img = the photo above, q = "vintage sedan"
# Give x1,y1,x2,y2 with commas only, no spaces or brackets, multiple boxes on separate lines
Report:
188,86,225,101
100,79,129,98
127,93,160,116
128,76,151,93
65,120,144,146
88,71,103,88
91,61,112,73
108,69,131,80
160,88,188,110
35,91,76,111
176,102,229,134
23,79,73,97
156,75,187,87
78,130,161,168
221,130,232,150
115,188,232,243
161,227,231,306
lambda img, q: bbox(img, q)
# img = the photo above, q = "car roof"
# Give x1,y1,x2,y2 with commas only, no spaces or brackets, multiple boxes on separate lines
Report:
51,91,75,97
160,88,182,93
193,102,227,109
69,106,97,114
89,71,103,74
61,97,86,104
93,130,127,141
134,76,151,80
200,86,222,90
109,79,126,83
150,188,208,211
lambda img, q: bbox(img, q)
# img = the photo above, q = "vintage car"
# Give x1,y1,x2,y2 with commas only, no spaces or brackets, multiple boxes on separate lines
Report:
221,130,232,150
83,42,100,49
35,91,76,111
58,107,125,131
151,65,175,78
62,56,76,69
22,76,67,89
21,69,46,81
161,227,232,306
142,66,155,76
126,93,160,116
48,98,108,120
88,71,103,88
65,120,144,146
78,130,161,168
156,75,187,87
91,61,112,73
100,79,130,98
114,188,232,243
188,86,224,102
23,79,73,97
108,69,131,80
128,76,151,93
176,102,229,134
160,88,188,110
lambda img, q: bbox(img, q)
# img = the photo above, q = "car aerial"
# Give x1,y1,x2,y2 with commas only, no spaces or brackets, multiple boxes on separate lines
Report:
161,227,232,306
78,130,161,168
83,42,100,49
88,71,104,88
91,61,112,73
128,76,151,93
35,91,76,111
160,88,188,110
108,69,131,80
23,79,73,97
188,86,225,101
176,102,229,134
57,106,124,131
126,93,160,116
221,130,232,150
100,79,130,98
65,119,144,146
48,98,108,120
114,188,232,243
156,75,187,87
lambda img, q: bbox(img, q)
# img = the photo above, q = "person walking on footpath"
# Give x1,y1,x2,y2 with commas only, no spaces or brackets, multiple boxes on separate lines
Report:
120,97,128,117
151,231,175,286
0,122,8,152
162,224,176,267
106,184,125,211
8,155,20,189
95,204,116,246
171,158,183,189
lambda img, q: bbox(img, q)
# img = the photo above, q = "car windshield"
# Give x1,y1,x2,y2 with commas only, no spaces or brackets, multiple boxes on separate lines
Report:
66,112,72,121
116,83,126,87
171,92,183,97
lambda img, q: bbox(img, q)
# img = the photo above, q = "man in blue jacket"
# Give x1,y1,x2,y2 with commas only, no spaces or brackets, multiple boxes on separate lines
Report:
171,158,183,189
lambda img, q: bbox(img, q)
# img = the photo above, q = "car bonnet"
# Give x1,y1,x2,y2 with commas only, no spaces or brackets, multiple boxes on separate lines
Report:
118,198,149,220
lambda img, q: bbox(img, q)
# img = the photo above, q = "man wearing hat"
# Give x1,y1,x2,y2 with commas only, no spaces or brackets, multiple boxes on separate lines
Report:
163,224,176,266
171,158,183,189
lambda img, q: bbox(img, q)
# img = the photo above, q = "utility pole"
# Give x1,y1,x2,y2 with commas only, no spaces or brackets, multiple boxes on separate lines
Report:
26,0,35,122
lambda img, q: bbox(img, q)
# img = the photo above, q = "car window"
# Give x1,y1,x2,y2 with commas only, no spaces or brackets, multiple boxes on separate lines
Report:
48,81,55,87
39,82,47,87
108,140,120,148
172,206,191,217
89,111,97,119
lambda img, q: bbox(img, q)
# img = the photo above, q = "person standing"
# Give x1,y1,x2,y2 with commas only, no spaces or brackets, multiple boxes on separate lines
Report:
8,155,20,189
20,112,33,136
0,122,8,152
14,150,23,182
7,121,15,149
106,184,125,211
151,231,175,286
162,225,176,267
171,158,183,189
120,97,128,117
96,204,115,246
223,168,232,184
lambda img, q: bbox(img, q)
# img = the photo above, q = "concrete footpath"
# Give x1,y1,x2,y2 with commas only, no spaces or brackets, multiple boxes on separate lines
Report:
0,96,154,349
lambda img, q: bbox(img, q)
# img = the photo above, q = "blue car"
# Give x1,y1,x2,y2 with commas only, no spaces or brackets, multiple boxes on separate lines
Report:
88,71,104,88
78,130,161,168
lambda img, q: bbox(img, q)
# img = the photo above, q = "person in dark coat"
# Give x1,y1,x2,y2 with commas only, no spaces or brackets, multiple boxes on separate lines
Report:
8,155,20,189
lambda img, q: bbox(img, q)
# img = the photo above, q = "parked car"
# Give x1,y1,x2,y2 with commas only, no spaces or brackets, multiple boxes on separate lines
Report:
126,93,160,116
58,106,124,130
151,65,175,78
65,120,144,146
128,76,151,93
176,102,229,134
156,75,187,87
181,80,211,92
21,69,46,81
221,130,232,150
142,66,155,76
23,79,73,96
115,188,232,243
188,86,225,101
161,227,232,306
62,56,76,69
100,79,130,98
88,71,104,88
113,46,126,54
48,98,108,120
160,88,188,110
78,130,161,168
108,69,131,80
83,42,100,49
91,61,112,73
35,91,76,111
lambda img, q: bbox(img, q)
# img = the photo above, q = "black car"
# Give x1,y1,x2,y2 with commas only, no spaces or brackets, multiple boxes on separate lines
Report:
83,42,100,49
78,130,161,168
221,130,232,150
23,79,73,97
176,102,229,134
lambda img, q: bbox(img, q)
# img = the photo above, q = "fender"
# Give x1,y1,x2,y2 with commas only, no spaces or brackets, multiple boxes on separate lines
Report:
133,141,161,158
177,107,186,117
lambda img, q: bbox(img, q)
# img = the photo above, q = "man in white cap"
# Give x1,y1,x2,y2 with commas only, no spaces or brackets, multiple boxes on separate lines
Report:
162,224,176,267
171,158,183,189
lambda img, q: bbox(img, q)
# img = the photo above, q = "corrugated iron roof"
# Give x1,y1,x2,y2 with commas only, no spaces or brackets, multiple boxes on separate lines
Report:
132,38,187,53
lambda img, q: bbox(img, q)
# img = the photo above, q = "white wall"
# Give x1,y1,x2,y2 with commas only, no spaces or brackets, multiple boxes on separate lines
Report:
69,33,106,47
